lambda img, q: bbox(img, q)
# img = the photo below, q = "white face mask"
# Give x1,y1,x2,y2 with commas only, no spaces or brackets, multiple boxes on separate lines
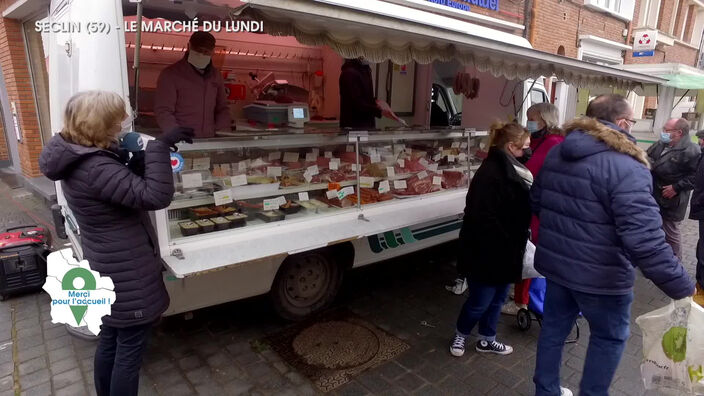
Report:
188,50,211,69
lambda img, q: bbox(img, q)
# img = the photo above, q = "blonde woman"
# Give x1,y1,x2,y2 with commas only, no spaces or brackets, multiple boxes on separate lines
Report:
450,122,532,357
39,91,193,396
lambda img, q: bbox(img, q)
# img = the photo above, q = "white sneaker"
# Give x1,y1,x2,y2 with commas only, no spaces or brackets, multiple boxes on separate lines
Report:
501,301,528,315
450,334,466,357
560,387,573,396
445,278,468,295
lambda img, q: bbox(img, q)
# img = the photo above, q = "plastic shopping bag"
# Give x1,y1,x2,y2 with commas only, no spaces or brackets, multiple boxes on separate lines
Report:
635,298,704,395
521,240,542,279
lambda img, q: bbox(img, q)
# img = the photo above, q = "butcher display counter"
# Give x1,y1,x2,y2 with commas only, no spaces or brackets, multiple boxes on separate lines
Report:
162,128,484,242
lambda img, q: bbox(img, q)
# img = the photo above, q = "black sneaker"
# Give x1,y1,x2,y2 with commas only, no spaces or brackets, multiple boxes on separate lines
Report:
449,334,466,357
476,339,513,355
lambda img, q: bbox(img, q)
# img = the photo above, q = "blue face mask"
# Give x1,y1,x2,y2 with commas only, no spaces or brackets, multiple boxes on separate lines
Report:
526,121,540,133
660,131,672,143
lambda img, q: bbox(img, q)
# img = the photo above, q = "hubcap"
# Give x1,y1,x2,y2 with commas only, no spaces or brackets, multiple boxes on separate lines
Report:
283,255,330,308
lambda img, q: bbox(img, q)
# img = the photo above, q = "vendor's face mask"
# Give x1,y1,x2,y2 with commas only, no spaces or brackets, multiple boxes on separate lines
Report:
188,50,212,69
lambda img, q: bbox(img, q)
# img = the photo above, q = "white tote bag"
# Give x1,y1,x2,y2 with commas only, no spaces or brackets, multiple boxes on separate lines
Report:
521,240,542,279
635,298,704,395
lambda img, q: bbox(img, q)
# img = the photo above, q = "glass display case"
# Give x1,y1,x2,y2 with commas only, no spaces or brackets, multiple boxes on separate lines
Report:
165,128,486,244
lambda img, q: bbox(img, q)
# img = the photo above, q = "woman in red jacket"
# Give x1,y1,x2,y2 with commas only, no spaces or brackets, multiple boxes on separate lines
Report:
502,103,565,315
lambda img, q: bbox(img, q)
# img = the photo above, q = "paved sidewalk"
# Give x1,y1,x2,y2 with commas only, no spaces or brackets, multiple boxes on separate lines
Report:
0,176,698,396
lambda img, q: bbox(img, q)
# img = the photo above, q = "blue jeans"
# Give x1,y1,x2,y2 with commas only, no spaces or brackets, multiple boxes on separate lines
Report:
534,280,633,396
94,323,152,396
456,280,510,341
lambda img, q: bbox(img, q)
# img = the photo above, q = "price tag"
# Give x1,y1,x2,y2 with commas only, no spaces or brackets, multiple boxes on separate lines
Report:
360,176,375,188
312,148,320,157
461,142,468,149
459,153,468,161
432,154,441,161
267,166,282,177
378,180,390,194
397,159,405,168
330,159,340,170
283,152,299,163
370,153,381,163
303,172,313,183
307,165,319,175
268,152,282,161
298,192,309,201
337,186,354,200
386,167,395,177
451,142,460,148
438,146,444,151
448,155,456,162
263,198,280,211
394,144,405,154
394,180,407,189
351,164,358,172
181,173,203,189
213,189,233,206
192,157,210,170
325,151,333,158
433,176,443,185
417,171,428,179
326,189,339,199
428,163,439,172
304,153,316,162
230,174,248,187
277,196,287,206
220,163,231,175
237,161,248,172
346,145,354,152
419,158,429,167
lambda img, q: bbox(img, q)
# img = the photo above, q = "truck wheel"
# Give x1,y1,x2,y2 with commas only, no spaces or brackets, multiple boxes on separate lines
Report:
270,250,343,321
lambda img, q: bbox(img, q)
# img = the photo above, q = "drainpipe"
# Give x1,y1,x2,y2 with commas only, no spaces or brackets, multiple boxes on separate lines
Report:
527,0,537,45
625,20,633,63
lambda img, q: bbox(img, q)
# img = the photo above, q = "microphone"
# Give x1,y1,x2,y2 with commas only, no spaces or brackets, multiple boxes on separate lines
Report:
119,132,144,153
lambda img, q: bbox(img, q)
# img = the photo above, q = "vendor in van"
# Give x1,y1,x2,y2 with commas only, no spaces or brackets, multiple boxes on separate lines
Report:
339,57,399,129
155,31,231,138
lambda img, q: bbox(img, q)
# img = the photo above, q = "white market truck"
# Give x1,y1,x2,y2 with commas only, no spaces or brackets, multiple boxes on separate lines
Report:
46,0,663,322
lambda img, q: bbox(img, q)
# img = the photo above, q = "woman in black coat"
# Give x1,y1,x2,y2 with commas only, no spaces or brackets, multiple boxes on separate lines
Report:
39,91,193,396
450,122,532,357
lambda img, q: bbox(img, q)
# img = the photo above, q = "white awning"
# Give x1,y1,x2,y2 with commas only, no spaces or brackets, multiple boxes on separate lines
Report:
234,0,665,90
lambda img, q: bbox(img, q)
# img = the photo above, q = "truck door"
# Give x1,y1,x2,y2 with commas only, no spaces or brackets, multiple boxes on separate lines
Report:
48,0,130,258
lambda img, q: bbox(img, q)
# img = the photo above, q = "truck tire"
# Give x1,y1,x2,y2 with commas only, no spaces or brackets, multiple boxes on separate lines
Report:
270,250,343,321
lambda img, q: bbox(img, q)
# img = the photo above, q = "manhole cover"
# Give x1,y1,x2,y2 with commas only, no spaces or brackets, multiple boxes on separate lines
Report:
264,309,409,393
292,321,379,369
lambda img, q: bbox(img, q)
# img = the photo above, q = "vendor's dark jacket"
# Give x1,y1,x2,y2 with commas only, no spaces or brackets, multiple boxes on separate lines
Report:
689,149,704,220
39,134,174,327
647,137,700,221
339,59,380,129
457,147,531,285
532,118,693,298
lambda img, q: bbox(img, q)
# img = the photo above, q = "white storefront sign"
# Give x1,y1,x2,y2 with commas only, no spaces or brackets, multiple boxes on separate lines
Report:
633,30,658,52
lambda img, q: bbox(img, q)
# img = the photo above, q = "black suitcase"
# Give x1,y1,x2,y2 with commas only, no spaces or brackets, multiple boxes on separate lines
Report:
0,225,51,300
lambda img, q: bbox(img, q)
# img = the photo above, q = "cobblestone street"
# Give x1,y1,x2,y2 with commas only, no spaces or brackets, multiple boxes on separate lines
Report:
0,177,697,396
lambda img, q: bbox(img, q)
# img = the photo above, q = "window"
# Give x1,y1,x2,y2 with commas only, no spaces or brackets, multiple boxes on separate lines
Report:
691,10,704,48
638,0,661,28
584,0,635,21
530,90,547,104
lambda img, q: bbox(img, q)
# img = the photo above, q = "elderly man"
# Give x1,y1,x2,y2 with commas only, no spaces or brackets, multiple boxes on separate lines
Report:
647,118,700,259
155,31,230,138
531,95,694,396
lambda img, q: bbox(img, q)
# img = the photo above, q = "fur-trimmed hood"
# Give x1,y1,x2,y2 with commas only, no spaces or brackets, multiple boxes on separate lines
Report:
561,117,650,169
